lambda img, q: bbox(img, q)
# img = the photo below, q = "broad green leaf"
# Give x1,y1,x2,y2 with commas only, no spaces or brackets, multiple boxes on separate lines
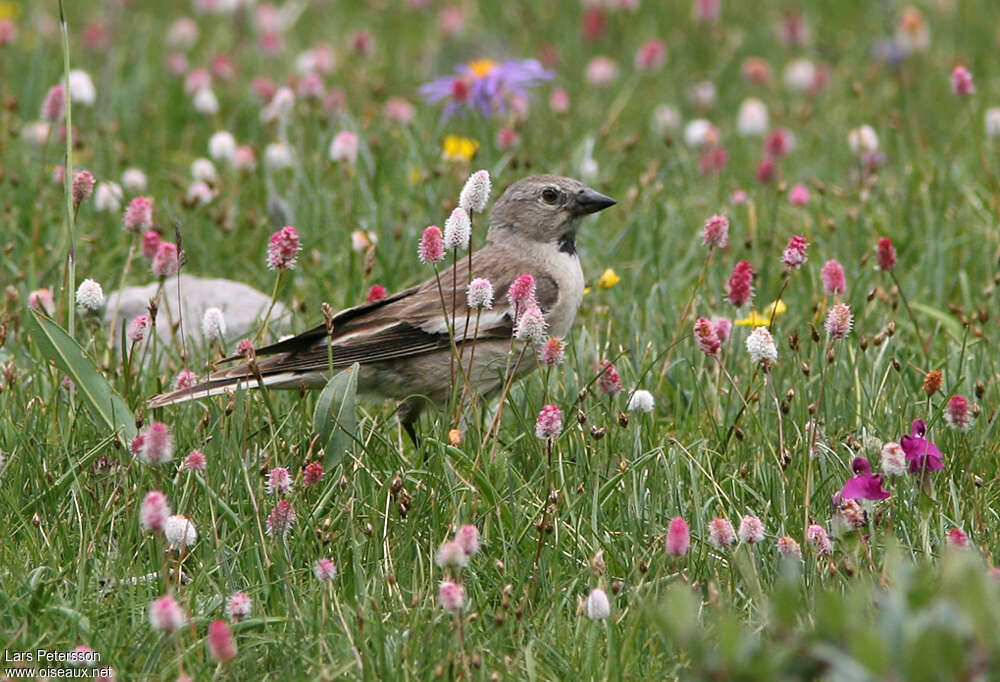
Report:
312,363,359,470
25,309,137,442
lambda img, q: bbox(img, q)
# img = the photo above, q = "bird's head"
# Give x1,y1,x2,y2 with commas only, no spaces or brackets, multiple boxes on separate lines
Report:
487,174,616,254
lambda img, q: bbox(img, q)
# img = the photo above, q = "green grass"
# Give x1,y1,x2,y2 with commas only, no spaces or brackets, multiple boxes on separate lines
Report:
3,0,1000,679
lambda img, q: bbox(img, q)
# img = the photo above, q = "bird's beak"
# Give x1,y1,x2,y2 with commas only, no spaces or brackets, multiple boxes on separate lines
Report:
573,187,617,215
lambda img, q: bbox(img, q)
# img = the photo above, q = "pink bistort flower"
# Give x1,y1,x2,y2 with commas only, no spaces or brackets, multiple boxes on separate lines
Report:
267,226,301,270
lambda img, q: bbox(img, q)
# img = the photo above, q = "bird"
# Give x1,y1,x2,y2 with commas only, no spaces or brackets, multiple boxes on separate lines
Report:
148,174,616,444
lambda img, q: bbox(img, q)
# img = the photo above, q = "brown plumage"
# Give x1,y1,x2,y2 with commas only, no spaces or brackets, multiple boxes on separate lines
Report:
148,174,615,437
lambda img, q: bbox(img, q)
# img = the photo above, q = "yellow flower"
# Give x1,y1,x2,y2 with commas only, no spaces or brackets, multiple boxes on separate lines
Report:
466,59,498,78
734,300,787,327
0,2,21,20
583,287,592,296
596,268,620,289
764,299,787,317
442,135,479,162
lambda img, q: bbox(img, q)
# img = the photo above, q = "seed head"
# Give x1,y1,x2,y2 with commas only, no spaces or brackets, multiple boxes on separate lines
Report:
201,307,226,341
923,369,942,397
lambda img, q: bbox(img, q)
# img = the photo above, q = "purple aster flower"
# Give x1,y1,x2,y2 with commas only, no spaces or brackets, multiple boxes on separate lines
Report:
420,58,553,119
900,419,944,474
839,457,891,501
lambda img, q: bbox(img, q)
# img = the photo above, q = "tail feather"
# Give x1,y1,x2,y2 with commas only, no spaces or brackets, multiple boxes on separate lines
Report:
147,362,302,408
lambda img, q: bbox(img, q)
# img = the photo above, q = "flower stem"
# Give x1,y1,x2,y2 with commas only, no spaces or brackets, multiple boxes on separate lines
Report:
889,270,929,361
58,0,76,339
255,268,285,343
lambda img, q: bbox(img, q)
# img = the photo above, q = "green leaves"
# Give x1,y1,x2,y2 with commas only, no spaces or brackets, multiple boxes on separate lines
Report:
25,309,136,442
312,363,359,470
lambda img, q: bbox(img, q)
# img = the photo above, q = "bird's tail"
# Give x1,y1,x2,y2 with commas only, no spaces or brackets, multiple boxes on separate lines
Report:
147,361,300,408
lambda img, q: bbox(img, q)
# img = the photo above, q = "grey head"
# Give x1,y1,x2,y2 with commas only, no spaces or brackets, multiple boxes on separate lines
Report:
487,174,616,254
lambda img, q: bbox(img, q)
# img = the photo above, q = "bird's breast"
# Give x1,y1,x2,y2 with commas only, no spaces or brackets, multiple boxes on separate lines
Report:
542,250,584,338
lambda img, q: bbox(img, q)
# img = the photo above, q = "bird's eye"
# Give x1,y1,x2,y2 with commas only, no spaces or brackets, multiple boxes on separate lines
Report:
541,187,559,204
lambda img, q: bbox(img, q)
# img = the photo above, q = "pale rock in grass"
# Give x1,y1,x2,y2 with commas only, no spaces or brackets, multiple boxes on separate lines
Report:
104,275,290,355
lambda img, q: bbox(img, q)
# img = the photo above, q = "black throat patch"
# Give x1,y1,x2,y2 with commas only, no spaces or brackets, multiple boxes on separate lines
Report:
557,231,576,255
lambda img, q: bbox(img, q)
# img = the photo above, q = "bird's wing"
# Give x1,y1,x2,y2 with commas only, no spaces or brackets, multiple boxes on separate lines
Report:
245,243,559,368
148,246,561,407
250,261,559,374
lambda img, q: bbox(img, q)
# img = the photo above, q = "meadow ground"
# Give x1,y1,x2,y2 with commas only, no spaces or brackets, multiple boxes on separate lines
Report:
2,0,1000,680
